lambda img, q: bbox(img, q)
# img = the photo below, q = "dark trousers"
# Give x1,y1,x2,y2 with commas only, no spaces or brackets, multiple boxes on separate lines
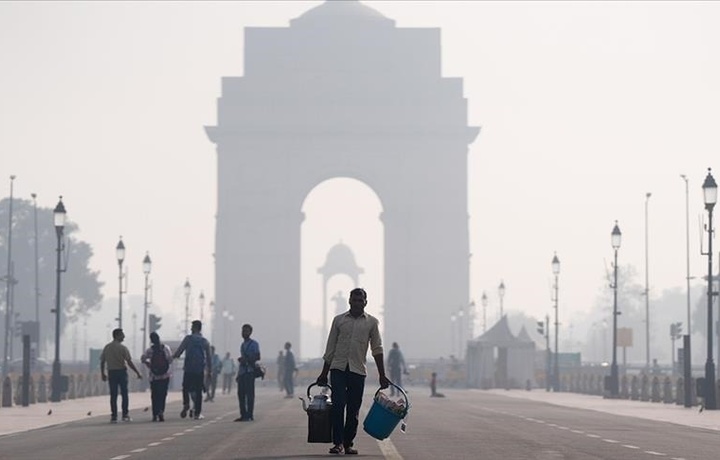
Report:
182,372,204,415
150,378,169,416
284,371,295,396
108,369,129,419
330,367,365,448
209,373,219,400
237,372,255,419
222,373,233,394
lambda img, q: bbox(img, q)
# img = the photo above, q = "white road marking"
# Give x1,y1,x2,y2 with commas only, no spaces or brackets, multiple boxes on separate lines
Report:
161,437,175,441
184,428,195,432
557,426,569,430
570,430,584,434
110,456,131,460
130,447,147,452
173,432,185,436
644,451,666,456
623,445,640,449
377,438,403,460
586,434,601,438
148,442,162,447
602,439,619,444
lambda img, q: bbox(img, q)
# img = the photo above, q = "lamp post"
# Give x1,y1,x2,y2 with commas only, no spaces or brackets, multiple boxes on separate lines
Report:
208,300,215,342
450,313,456,356
457,306,465,359
50,196,66,402
498,281,506,318
551,253,560,392
644,192,652,370
702,168,717,410
2,175,16,379
141,252,152,356
610,221,622,398
31,193,40,349
481,292,488,333
198,291,205,323
183,279,191,333
116,237,126,328
681,174,692,406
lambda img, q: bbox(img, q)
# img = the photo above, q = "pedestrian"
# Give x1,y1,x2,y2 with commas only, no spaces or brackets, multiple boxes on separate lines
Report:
430,372,445,398
173,320,212,420
316,288,389,455
205,346,222,402
276,350,285,392
100,328,143,423
234,323,260,422
283,341,297,398
141,331,173,422
221,351,236,394
386,342,408,396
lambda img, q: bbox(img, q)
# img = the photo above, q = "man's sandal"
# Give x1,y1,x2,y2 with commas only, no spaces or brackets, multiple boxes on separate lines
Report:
328,445,343,454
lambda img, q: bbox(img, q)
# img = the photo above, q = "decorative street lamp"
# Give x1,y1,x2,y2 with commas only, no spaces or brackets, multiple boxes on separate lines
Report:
183,279,191,333
198,291,205,323
141,252,152,358
610,221,622,398
498,281,506,318
116,237,126,328
50,196,66,402
702,168,718,410
644,192,652,371
480,292,488,333
552,253,560,392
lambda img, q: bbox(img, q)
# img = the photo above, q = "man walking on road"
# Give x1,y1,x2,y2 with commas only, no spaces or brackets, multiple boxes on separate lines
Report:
235,323,260,422
317,288,389,455
221,351,236,394
100,328,142,423
173,320,212,420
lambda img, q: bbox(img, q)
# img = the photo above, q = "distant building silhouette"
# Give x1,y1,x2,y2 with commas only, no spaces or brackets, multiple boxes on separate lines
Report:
206,0,478,359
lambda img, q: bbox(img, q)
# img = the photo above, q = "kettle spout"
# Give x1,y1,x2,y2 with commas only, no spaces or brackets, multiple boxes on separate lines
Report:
299,397,307,412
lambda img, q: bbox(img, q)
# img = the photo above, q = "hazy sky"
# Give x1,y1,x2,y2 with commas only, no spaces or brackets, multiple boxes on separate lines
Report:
2,1,720,358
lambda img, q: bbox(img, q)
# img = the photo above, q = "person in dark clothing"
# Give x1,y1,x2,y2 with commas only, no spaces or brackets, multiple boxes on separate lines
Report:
316,288,389,455
386,342,408,396
283,342,297,398
235,323,260,422
141,332,173,421
173,320,212,420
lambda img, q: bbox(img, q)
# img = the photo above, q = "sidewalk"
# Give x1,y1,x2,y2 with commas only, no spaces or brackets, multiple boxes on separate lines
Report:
485,388,720,432
0,390,184,437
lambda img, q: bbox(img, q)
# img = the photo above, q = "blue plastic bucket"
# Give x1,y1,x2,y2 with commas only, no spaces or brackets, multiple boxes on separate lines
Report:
363,383,409,440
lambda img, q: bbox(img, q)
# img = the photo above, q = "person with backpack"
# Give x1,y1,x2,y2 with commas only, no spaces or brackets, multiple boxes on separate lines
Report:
234,323,260,422
141,331,173,422
173,320,212,420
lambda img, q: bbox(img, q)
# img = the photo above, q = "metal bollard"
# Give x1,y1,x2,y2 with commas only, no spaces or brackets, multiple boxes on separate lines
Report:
2,376,12,407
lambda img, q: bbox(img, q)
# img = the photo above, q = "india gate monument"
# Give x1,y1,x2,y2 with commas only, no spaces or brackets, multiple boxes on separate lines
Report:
206,0,479,359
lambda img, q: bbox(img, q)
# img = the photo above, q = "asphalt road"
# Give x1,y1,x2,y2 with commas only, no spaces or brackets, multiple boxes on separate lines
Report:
3,387,720,459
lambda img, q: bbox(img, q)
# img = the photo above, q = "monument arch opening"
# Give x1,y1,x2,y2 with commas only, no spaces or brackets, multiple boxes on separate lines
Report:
301,177,384,358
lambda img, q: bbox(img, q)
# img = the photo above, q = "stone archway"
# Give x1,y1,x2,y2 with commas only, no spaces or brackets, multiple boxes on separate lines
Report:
206,0,478,359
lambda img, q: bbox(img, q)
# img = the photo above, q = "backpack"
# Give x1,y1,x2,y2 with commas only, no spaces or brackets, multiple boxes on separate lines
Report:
184,335,207,374
150,345,169,376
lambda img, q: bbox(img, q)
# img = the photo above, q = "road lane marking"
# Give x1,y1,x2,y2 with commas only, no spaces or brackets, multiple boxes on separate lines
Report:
377,438,403,459
557,426,569,430
571,430,584,434
586,434,601,438
644,451,666,456
623,445,640,449
173,432,185,436
161,437,175,441
602,439,619,444
110,456,130,460
148,442,162,447
130,448,147,452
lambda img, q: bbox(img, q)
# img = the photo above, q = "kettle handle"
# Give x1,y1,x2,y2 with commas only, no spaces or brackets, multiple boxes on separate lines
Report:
307,382,332,398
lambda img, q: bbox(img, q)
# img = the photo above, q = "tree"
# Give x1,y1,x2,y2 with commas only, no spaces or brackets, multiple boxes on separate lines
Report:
0,197,103,354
